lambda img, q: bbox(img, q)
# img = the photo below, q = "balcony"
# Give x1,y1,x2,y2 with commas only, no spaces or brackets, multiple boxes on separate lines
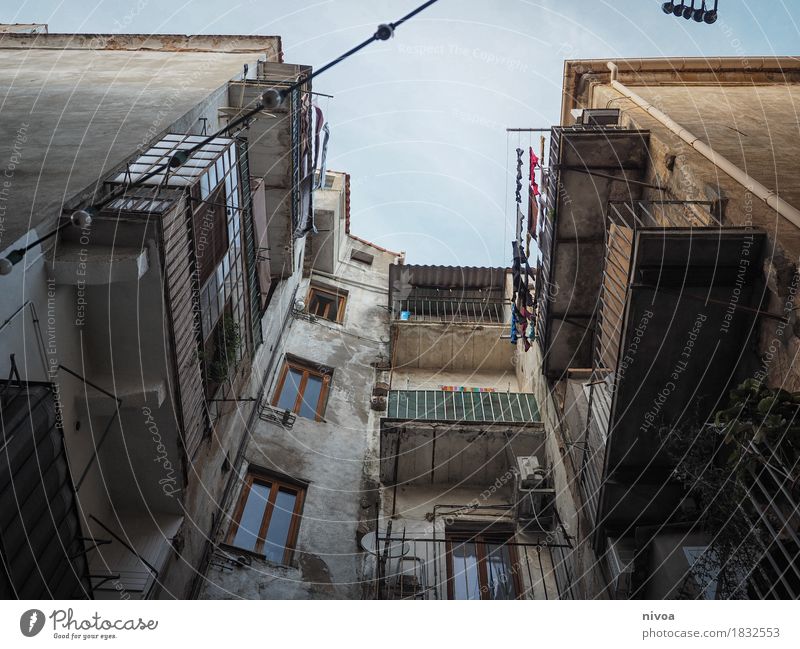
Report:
386,389,539,423
394,297,506,323
535,125,650,377
584,200,766,529
388,265,512,371
602,439,800,599
381,390,543,486
0,380,91,598
369,523,576,600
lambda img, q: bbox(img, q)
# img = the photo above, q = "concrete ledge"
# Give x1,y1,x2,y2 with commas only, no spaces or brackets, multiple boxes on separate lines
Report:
53,244,149,285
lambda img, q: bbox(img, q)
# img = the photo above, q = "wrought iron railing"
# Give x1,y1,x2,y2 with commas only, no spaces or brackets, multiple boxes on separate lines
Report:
394,298,506,323
370,533,575,600
533,127,560,349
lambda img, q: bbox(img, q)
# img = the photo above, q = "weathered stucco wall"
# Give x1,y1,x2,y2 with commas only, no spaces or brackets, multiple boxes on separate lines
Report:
390,368,519,391
591,82,800,391
201,232,400,599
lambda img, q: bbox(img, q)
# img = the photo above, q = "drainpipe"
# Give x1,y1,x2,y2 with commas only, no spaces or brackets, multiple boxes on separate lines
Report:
605,60,800,230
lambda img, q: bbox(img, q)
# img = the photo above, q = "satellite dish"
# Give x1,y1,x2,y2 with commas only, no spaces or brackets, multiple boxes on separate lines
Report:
359,531,410,557
360,531,379,555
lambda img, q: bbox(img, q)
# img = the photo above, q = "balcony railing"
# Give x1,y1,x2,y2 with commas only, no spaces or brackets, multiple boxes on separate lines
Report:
395,297,506,323
738,443,800,599
386,389,540,424
370,533,576,600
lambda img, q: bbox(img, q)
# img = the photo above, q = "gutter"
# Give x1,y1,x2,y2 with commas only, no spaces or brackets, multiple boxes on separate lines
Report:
604,60,800,231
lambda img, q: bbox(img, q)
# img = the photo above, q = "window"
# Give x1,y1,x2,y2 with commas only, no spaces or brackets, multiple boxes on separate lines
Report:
350,249,374,265
272,359,331,420
227,471,305,563
307,285,346,323
193,184,229,286
446,530,521,600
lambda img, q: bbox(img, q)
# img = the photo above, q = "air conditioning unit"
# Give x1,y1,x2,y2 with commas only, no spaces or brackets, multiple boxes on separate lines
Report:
514,456,555,531
571,108,620,126
606,536,636,599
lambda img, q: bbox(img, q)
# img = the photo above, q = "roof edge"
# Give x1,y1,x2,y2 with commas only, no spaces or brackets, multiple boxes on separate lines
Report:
0,32,283,55
561,55,800,125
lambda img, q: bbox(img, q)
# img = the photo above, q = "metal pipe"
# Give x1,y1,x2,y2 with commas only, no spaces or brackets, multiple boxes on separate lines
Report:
606,61,800,230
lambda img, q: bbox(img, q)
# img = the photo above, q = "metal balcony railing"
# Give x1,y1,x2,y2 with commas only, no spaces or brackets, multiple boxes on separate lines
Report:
370,533,575,600
395,297,506,323
533,128,560,349
595,200,719,378
738,443,800,599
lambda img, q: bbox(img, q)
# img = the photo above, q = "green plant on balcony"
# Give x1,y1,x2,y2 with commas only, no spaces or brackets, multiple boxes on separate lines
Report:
205,315,242,385
663,380,800,599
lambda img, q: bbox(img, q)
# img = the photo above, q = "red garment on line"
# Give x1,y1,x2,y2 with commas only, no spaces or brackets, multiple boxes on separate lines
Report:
528,148,540,237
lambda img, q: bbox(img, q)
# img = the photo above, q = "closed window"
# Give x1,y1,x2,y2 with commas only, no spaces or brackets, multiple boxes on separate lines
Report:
272,360,331,421
307,286,346,323
227,471,305,564
446,530,521,600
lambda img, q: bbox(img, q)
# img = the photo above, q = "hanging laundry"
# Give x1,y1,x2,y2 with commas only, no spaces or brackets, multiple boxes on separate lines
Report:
528,148,541,241
529,148,540,197
515,147,524,205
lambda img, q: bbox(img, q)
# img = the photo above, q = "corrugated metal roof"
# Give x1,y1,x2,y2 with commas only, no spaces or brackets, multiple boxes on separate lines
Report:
389,264,508,308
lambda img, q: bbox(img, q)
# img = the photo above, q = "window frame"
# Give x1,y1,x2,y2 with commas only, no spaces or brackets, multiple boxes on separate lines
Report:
272,359,331,421
226,470,306,564
306,285,347,323
445,530,523,600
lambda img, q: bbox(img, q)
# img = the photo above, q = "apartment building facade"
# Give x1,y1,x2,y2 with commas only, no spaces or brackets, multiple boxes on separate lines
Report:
370,264,575,600
0,32,316,599
527,57,800,599
200,171,405,599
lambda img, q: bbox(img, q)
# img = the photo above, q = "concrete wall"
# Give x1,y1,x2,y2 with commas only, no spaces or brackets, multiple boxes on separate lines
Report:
391,368,519,391
0,34,280,253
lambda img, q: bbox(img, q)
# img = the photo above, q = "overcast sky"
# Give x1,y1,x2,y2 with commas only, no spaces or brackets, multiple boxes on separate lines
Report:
3,0,800,266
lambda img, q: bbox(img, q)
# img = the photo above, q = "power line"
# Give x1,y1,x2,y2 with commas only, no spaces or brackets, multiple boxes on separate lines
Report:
1,0,444,274
97,0,444,210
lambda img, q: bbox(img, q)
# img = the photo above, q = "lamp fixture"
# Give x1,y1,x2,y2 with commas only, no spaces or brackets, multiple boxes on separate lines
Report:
1,208,95,275
662,0,717,23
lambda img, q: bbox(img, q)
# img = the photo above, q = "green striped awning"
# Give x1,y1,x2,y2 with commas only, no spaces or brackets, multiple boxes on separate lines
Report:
386,390,540,423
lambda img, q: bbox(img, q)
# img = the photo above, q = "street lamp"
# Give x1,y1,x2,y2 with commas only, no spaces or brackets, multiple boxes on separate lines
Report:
662,0,718,24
